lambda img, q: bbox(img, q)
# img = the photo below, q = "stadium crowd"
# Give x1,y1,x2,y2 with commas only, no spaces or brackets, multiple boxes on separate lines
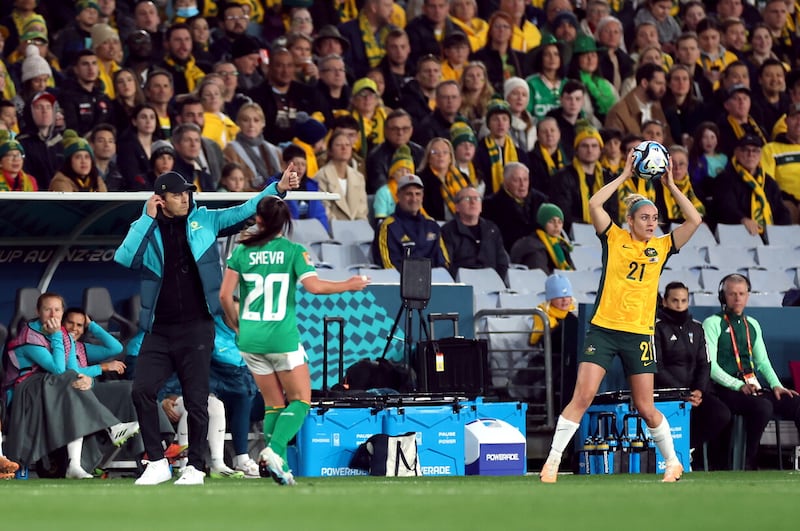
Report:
2,0,800,479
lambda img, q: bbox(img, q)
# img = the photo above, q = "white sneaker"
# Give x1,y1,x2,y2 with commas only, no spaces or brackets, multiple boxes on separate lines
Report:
135,458,172,486
174,465,205,485
109,421,140,447
209,464,245,479
234,458,260,479
65,465,93,479
258,447,295,486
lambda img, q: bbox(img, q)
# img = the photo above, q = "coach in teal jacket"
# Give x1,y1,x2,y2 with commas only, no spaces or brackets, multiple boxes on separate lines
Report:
114,167,298,485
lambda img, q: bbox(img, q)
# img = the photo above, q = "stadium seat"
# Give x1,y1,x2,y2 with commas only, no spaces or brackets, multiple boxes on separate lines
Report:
477,315,534,392
755,246,800,271
498,292,543,309
555,269,600,294
706,246,756,270
746,269,795,294
570,246,602,271
692,292,719,306
330,219,374,245
291,218,336,256
457,267,508,294
431,267,454,284
316,268,353,281
83,286,137,340
9,287,41,338
764,225,800,247
573,291,597,304
360,268,400,283
571,223,599,247
319,242,370,270
505,268,547,293
658,269,702,294
716,223,764,248
665,246,708,270
474,292,499,314
680,222,717,249
746,292,784,307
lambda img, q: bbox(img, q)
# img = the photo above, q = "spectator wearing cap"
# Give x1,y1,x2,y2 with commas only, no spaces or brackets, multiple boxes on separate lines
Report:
59,50,113,136
713,134,790,236
317,54,351,126
155,23,208,96
550,120,617,233
314,130,369,223
17,91,62,189
313,25,350,61
348,77,387,161
0,1,39,56
548,10,580,67
292,111,327,178
405,0,458,69
149,139,176,179
51,0,100,67
365,109,425,194
372,173,449,270
605,63,674,147
441,31,471,82
7,29,63,93
0,129,38,191
716,83,768,155
11,45,53,118
474,99,530,196
470,11,527,95
91,23,122,100
568,34,619,124
88,123,124,191
373,144,416,222
441,185,509,279
762,102,800,224
49,129,107,192
229,36,264,92
400,55,442,129
482,162,549,252
510,202,575,274
503,76,537,152
413,80,465,148
223,102,282,191
450,121,484,196
449,0,488,53
498,0,542,53
209,2,251,62
339,0,398,80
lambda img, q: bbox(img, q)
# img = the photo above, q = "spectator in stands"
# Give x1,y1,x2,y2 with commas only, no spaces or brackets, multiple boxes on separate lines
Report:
750,59,789,139
675,32,713,103
117,103,162,191
339,0,396,80
658,145,706,228
568,34,619,124
696,18,738,90
418,137,474,222
655,281,731,469
12,45,54,122
449,0,488,53
174,95,224,187
605,63,673,146
286,32,317,86
413,80,465,148
213,60,252,121
720,18,747,59
314,130,369,223
373,173,449,269
269,144,329,233
450,121,484,195
348,77,387,163
459,61,493,133
313,25,349,60
713,134,790,236
761,0,800,67
634,0,681,55
316,54,350,126
109,67,145,136
550,121,617,233
441,185,508,279
474,99,530,196
291,111,328,179
406,0,457,68
440,31,471,82
762,102,800,224
143,69,175,138
599,127,624,178
16,91,60,189
89,123,123,191
483,162,549,252
400,54,442,129
745,23,784,73
59,50,112,136
132,1,164,62
716,84,768,155
155,23,207,96
124,29,154,79
222,102,281,191
148,139,175,186
374,144,415,223
546,79,588,161
186,15,214,72
662,64,706,148
171,122,218,192
0,0,38,55
499,0,541,53
91,23,122,100
217,162,245,192
529,117,567,195
377,28,412,110
595,16,633,95
4,292,140,479
209,2,250,62
49,130,107,192
51,0,99,68
366,109,424,194
525,36,567,122
0,130,37,190
703,274,800,470
510,203,575,274
198,76,238,149
500,77,536,153
470,11,526,95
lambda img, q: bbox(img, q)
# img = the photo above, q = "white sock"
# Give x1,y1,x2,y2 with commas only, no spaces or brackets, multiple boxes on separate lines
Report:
207,395,226,467
0,432,4,455
174,397,189,448
547,415,580,464
649,415,679,466
235,454,250,467
66,438,84,469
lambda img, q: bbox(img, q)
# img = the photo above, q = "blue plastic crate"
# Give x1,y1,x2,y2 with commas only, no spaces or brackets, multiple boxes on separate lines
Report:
464,398,528,473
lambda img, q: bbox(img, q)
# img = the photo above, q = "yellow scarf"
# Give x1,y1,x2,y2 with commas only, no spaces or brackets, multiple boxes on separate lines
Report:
661,175,705,221
485,135,519,193
574,159,605,223
437,166,475,215
733,157,773,234
618,176,656,223
163,55,204,93
337,0,358,23
97,59,121,99
530,300,576,345
358,12,391,68
539,144,565,176
535,228,574,271
727,115,768,147
0,170,37,191
352,107,387,160
600,155,623,176
292,137,320,177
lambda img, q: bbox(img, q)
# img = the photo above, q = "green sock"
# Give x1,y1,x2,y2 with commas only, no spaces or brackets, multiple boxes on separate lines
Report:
263,406,284,446
268,400,310,465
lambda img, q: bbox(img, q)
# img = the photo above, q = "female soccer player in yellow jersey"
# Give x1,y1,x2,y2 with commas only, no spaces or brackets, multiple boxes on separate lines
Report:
540,150,702,483
220,195,369,486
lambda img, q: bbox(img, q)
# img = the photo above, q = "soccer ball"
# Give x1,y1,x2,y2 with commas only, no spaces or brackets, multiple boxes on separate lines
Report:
631,141,669,181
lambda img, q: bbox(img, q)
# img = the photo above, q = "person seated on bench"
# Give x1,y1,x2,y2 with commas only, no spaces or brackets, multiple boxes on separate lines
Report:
4,292,139,479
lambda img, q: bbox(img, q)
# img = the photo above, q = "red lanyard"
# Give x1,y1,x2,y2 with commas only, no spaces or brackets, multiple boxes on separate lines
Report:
724,314,754,374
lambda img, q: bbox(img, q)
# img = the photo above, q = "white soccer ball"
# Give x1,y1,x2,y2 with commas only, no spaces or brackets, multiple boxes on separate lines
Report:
631,141,670,181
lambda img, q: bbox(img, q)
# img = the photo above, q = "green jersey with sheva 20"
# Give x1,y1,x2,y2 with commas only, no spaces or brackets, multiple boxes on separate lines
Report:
226,236,316,354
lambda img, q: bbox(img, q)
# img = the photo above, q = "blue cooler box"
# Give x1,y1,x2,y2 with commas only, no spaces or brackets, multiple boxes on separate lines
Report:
643,401,692,473
296,406,384,477
465,399,528,472
465,418,526,475
383,404,466,476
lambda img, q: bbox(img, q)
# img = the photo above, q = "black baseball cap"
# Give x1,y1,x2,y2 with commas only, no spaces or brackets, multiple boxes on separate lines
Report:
736,134,764,149
154,171,197,194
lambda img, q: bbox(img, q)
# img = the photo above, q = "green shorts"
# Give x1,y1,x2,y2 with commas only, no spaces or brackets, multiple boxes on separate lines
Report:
578,325,657,376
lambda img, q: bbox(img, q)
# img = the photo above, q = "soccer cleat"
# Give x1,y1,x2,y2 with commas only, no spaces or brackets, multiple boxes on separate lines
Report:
0,456,20,474
109,421,140,447
164,443,189,462
662,462,683,483
66,465,94,479
539,461,559,483
135,458,172,486
174,464,205,485
209,465,245,479
234,458,261,479
259,447,295,486
0,472,14,480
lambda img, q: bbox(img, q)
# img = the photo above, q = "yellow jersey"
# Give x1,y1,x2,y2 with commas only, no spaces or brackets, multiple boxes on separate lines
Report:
591,223,675,335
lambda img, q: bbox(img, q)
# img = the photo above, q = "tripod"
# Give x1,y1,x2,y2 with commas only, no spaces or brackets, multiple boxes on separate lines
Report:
382,295,431,366
381,252,432,367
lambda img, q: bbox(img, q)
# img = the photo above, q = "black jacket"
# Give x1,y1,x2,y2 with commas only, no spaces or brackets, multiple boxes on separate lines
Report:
549,165,618,234
17,129,64,190
399,79,434,129
116,132,152,191
711,161,791,228
365,141,425,194
509,234,574,275
58,78,113,136
482,187,549,252
405,16,459,69
441,216,509,279
654,307,710,393
412,110,464,148
246,81,320,145
473,139,531,196
470,46,527,95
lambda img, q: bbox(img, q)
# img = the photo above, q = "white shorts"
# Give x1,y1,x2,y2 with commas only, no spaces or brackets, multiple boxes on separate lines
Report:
240,345,308,375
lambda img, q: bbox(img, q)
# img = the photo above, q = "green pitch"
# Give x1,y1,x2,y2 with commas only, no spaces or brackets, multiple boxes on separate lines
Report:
2,472,797,531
